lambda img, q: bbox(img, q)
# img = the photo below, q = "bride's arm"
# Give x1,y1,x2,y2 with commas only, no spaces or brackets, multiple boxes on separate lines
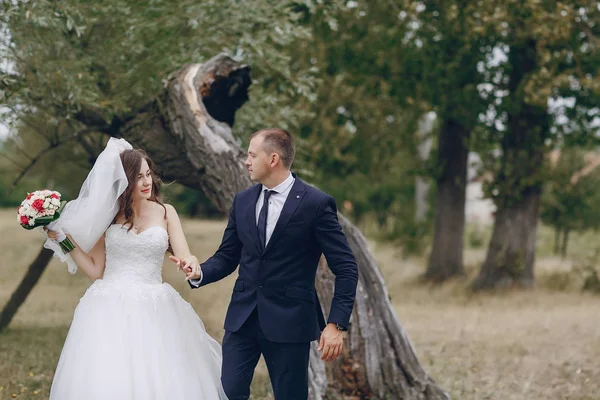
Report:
165,204,198,266
46,229,106,280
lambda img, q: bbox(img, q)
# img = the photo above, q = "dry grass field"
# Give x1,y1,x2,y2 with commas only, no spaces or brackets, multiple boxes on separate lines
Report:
1,208,599,400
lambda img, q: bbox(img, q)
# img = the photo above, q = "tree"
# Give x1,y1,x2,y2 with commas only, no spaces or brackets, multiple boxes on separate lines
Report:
0,2,449,398
288,4,427,243
473,1,599,289
541,149,600,258
316,1,493,279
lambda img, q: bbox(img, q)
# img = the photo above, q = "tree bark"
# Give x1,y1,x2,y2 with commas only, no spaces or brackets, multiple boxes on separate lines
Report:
119,54,449,399
561,228,570,260
472,40,548,291
425,118,469,282
472,188,541,289
554,227,561,256
0,247,54,332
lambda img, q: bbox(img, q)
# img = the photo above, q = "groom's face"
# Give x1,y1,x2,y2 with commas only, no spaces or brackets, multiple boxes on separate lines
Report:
245,135,271,183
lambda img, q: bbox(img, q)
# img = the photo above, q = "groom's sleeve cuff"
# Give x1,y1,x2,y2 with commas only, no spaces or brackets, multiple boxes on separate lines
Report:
188,268,203,288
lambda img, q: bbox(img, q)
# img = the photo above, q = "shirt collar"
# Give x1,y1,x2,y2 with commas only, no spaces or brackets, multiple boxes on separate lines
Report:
263,172,294,194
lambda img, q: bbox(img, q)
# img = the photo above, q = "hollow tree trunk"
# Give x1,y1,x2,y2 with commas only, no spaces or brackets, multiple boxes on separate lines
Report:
117,54,448,399
472,40,548,291
425,118,469,282
0,247,54,332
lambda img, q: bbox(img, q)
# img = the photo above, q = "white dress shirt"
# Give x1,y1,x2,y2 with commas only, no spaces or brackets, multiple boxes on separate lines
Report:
256,172,295,246
190,173,295,287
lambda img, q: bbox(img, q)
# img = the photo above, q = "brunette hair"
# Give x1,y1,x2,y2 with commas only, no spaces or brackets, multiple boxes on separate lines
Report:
114,148,167,232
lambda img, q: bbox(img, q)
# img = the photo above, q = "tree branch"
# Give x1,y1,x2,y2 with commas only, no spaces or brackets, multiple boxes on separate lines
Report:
0,151,25,169
8,127,101,189
10,142,59,189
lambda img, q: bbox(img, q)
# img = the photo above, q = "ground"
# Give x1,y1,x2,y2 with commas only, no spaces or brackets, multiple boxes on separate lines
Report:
0,209,599,400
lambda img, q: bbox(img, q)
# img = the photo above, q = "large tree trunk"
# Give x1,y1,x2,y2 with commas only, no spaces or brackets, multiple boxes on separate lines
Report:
472,40,548,291
425,118,469,282
0,247,54,332
119,54,448,399
472,188,541,289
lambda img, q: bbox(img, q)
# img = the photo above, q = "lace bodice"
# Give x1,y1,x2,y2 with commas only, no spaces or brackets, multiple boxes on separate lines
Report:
103,224,169,284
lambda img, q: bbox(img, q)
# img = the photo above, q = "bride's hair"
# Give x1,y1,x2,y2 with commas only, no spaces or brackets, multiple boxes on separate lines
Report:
114,148,167,232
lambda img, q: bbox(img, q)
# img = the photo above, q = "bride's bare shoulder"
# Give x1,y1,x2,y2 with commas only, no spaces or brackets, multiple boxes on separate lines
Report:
162,203,178,218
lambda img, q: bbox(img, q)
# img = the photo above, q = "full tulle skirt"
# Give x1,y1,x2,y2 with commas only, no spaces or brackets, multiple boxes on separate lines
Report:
49,279,227,400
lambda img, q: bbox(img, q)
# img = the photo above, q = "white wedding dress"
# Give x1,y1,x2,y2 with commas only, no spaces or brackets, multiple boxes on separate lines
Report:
49,224,227,400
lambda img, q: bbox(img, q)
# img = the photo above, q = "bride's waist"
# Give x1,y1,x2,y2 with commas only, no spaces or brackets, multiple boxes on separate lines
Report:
102,267,162,283
100,275,163,284
83,279,180,301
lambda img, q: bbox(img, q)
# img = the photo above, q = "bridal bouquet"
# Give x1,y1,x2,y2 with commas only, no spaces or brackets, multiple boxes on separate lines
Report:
18,189,75,254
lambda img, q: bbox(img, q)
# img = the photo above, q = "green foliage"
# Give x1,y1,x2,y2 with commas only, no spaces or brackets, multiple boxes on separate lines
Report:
0,0,344,214
2,0,598,242
286,2,437,250
1,0,331,130
466,223,490,249
541,148,600,236
160,183,223,219
473,1,599,208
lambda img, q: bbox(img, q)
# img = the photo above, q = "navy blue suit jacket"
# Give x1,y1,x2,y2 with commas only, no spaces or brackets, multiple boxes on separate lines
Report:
194,176,359,343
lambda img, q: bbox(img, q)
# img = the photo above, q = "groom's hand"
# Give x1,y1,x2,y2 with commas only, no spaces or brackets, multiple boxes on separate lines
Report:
318,323,345,362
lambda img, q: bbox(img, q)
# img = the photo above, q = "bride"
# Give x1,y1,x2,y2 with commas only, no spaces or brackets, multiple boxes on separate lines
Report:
44,138,227,399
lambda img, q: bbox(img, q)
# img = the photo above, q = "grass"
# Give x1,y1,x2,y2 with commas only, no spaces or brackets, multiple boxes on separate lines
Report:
1,209,600,399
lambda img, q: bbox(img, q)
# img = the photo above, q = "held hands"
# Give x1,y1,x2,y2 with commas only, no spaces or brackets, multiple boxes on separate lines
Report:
169,255,201,281
318,323,346,362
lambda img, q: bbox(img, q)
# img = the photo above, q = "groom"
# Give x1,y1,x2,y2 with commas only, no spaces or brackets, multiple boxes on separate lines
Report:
184,128,358,400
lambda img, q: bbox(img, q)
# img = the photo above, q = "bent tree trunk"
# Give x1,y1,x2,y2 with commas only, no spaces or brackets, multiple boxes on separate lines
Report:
473,40,548,291
425,118,469,282
119,55,448,399
0,247,54,331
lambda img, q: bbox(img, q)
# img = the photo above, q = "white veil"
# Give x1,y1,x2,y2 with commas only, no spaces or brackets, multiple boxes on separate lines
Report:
44,138,132,274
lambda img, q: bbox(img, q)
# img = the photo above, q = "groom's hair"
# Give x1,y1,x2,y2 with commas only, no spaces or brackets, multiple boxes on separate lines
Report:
252,128,296,169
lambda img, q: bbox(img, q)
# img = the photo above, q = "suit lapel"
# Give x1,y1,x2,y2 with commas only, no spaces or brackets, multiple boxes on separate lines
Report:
245,184,263,254
263,177,307,255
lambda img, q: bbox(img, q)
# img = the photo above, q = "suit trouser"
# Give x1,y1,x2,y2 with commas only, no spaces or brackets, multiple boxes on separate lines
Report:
221,308,310,400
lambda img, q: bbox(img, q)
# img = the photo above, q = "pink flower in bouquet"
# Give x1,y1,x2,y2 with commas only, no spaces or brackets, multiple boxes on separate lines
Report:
32,199,45,212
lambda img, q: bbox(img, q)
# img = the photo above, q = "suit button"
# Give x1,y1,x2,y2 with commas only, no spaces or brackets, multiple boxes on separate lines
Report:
261,258,266,263
258,283,263,288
